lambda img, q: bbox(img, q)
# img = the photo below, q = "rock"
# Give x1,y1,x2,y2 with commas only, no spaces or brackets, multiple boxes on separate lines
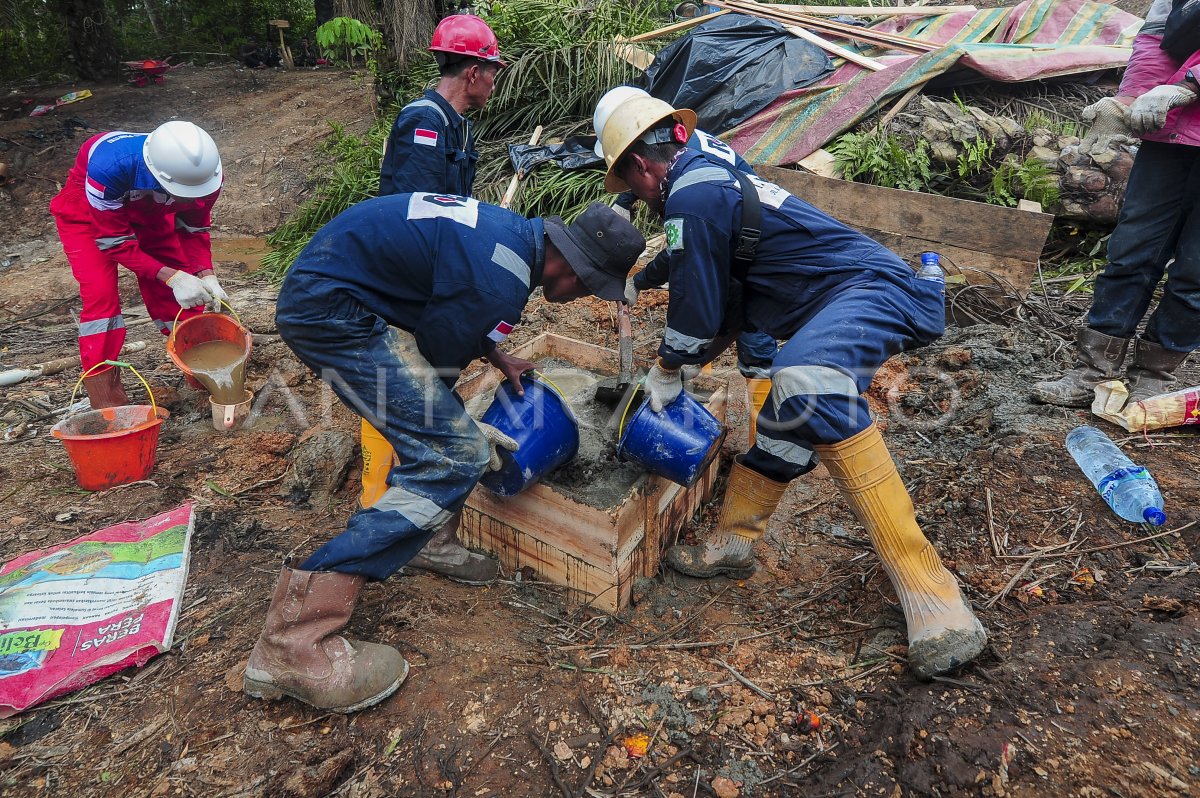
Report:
1027,145,1060,167
631,576,656,606
930,141,959,165
711,775,740,798
281,429,356,503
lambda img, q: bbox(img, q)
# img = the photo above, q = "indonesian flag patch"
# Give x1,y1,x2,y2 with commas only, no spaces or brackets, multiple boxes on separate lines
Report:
487,320,515,343
413,128,439,147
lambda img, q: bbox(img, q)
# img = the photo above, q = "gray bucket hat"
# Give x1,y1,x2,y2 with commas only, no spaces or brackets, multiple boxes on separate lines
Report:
545,203,645,301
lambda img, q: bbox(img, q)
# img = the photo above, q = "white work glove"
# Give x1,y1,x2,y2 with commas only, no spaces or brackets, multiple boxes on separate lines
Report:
1076,97,1135,154
166,271,213,309
680,364,702,382
1130,84,1197,134
476,420,519,471
644,360,683,412
200,275,229,311
624,277,640,307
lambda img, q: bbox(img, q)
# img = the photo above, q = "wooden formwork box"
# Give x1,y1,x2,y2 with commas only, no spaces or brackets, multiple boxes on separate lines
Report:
457,333,728,613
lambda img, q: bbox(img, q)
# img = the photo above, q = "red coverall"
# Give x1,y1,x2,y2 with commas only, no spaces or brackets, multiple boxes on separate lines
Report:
49,131,220,372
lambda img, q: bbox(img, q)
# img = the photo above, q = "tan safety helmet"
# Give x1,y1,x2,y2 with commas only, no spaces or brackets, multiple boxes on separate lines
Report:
600,96,697,193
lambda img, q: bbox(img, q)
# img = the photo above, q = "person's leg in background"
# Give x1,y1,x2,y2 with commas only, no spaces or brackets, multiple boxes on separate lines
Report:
1125,146,1200,400
735,330,777,447
1034,141,1196,406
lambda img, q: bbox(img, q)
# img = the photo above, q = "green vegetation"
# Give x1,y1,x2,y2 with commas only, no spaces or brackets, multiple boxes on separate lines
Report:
0,0,316,79
830,127,1060,210
315,16,383,68
263,0,671,282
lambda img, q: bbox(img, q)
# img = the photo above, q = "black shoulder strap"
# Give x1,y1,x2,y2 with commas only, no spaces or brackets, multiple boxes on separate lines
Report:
695,151,760,280
730,169,761,282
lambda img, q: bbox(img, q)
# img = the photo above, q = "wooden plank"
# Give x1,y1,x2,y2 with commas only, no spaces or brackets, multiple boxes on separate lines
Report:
760,4,978,17
715,0,938,53
760,166,1054,295
620,11,731,43
610,41,656,70
784,23,885,71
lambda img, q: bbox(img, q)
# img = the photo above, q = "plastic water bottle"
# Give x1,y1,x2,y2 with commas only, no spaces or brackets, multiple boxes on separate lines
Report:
917,251,945,288
1065,426,1166,525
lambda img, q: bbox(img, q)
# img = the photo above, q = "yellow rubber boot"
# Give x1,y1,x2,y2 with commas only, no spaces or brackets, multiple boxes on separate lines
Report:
664,459,787,579
746,377,772,447
359,419,399,509
815,424,986,679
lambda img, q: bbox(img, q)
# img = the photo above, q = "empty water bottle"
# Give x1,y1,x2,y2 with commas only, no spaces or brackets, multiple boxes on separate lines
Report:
917,251,945,287
1065,425,1166,525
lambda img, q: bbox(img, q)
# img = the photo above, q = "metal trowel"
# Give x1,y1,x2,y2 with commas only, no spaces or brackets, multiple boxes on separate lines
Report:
594,301,636,406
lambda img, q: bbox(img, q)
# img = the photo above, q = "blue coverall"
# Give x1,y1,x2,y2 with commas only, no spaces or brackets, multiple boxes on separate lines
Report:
626,130,778,376
655,150,945,482
276,193,545,579
379,90,477,197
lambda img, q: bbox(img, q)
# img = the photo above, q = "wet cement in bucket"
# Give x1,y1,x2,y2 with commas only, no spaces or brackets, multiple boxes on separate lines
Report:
466,360,646,509
180,340,248,404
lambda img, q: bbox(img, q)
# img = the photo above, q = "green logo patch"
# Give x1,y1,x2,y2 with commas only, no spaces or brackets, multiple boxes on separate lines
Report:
664,217,685,251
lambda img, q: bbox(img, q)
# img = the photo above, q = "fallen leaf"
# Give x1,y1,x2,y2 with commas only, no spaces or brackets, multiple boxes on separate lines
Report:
190,633,211,648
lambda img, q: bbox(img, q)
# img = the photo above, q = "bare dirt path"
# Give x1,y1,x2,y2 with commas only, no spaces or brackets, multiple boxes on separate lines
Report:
0,63,1197,798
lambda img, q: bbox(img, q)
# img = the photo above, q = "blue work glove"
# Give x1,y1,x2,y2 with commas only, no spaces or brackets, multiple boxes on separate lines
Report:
645,360,683,413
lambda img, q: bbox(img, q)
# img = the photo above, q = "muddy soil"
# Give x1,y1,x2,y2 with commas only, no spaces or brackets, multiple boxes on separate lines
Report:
1,60,1199,798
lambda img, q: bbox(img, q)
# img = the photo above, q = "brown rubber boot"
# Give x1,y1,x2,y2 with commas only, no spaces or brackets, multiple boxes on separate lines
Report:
406,513,499,585
664,458,787,579
243,566,409,712
1031,328,1129,407
816,424,986,680
1125,338,1191,404
82,366,130,410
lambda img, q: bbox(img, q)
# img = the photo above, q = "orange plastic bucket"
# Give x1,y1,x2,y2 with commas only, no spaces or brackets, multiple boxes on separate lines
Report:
166,310,253,381
52,406,169,490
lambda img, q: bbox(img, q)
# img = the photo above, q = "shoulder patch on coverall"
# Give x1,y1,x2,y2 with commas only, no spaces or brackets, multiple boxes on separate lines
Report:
665,217,685,251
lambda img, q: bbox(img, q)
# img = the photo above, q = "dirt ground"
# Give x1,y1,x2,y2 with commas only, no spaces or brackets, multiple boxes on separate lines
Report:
1,61,1198,798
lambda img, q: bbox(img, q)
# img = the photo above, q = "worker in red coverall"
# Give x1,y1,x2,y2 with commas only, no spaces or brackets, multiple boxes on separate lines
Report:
49,121,227,408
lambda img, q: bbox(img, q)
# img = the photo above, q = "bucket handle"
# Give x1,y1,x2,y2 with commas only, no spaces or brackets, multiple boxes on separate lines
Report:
71,361,158,418
618,374,649,436
168,297,245,347
529,369,570,405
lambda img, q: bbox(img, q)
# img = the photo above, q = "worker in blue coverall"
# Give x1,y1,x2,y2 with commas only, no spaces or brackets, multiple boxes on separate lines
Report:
593,86,778,383
379,14,503,198
243,197,645,712
598,96,986,680
369,14,505,583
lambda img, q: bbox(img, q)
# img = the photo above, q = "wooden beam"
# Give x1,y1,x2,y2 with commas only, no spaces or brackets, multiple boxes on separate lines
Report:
610,40,656,70
759,166,1054,297
500,126,543,210
761,4,977,17
714,0,938,53
784,23,886,70
620,10,731,43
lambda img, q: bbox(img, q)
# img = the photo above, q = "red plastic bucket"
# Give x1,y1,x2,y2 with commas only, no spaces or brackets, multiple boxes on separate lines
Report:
51,405,169,490
166,311,253,382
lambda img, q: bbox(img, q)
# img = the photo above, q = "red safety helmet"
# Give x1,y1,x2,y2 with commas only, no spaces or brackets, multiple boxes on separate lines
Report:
430,14,505,66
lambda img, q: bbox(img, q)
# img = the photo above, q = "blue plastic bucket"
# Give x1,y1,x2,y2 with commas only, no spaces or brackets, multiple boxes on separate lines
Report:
617,391,724,486
478,375,580,496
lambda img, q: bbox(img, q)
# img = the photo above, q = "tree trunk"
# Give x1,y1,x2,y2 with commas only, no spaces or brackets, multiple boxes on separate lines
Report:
143,0,166,39
50,0,120,81
316,0,336,27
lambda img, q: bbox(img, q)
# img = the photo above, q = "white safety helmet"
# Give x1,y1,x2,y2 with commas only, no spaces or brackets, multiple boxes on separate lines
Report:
600,96,697,193
143,121,222,198
593,86,650,158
